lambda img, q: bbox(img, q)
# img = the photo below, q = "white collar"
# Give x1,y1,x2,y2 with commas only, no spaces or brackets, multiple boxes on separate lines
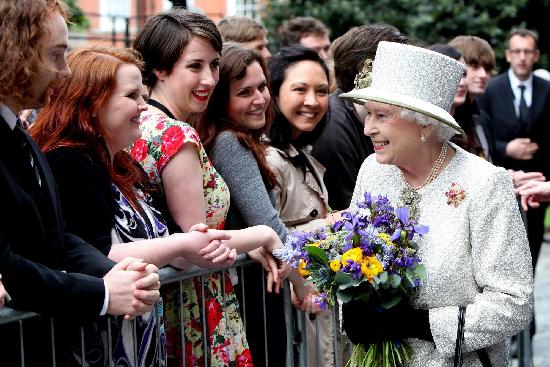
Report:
508,68,533,90
0,103,18,130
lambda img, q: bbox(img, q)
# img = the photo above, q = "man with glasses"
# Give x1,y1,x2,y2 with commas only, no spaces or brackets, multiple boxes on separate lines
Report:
478,28,550,276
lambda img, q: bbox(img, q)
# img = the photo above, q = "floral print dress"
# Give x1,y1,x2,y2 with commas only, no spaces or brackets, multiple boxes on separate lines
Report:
130,113,253,367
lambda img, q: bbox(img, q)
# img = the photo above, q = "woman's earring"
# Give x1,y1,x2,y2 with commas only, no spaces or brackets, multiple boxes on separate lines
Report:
420,134,427,143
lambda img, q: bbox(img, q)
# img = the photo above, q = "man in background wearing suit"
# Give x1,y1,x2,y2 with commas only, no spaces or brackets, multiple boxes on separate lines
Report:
478,29,550,274
0,0,160,364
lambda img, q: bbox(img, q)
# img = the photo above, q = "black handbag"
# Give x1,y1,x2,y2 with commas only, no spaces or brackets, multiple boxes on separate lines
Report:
454,305,492,367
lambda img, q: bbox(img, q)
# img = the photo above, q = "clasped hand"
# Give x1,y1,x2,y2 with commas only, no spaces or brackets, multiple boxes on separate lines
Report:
104,257,160,319
171,223,237,269
506,138,539,160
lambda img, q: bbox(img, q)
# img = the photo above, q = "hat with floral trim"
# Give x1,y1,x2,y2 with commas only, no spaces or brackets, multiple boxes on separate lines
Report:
340,41,465,135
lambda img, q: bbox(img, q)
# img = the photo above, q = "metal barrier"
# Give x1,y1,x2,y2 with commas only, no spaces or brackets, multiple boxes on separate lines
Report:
0,254,534,366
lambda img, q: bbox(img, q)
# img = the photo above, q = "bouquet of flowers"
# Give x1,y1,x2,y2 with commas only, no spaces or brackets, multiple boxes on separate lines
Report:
274,192,428,367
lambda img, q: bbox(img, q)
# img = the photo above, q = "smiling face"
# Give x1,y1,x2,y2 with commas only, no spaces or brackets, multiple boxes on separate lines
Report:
227,60,271,130
363,101,425,168
29,11,71,109
465,62,490,96
154,36,220,120
276,60,329,140
97,63,148,156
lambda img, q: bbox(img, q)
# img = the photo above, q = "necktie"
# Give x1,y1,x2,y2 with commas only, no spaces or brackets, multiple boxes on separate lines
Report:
13,123,42,188
518,85,530,127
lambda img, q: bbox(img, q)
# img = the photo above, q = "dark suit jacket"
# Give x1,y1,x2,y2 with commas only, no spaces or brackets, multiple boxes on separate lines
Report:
477,72,550,176
0,116,114,319
312,89,374,210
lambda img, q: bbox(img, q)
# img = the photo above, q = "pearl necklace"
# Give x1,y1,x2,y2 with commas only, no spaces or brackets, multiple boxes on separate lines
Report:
399,143,448,219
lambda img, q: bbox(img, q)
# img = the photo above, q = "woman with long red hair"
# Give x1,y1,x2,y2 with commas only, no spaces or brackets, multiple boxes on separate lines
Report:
30,45,235,367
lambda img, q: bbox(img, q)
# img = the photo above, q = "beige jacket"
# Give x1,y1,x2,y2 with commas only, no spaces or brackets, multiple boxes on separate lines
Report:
266,144,329,232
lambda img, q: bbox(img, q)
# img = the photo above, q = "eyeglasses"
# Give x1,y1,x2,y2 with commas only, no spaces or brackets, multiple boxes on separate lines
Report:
508,48,537,55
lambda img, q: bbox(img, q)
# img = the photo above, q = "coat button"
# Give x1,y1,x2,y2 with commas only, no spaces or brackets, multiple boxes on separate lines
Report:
310,209,318,217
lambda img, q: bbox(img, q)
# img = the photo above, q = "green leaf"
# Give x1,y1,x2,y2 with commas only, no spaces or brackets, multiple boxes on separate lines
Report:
378,271,389,283
415,264,427,280
389,274,402,288
380,294,401,309
305,245,329,265
334,271,354,287
336,289,355,303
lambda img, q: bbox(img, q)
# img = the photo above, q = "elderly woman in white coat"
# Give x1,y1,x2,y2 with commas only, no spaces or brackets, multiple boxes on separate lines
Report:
340,41,533,366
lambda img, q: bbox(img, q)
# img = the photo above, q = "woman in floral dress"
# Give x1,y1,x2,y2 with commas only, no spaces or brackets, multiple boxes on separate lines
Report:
131,9,286,366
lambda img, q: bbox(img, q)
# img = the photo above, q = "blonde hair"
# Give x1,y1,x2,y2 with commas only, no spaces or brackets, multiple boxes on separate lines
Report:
218,15,267,43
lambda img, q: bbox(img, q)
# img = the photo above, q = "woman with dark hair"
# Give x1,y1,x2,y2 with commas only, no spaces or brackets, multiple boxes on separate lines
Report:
267,45,331,231
267,45,335,366
131,8,286,366
30,46,235,366
197,43,316,367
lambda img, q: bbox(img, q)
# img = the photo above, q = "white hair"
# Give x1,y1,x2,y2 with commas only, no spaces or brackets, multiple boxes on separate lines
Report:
399,108,456,142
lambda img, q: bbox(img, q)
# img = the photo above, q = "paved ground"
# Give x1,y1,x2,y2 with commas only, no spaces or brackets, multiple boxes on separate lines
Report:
532,240,550,366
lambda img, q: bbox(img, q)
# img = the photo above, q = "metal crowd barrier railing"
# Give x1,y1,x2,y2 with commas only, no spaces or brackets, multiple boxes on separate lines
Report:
0,253,534,367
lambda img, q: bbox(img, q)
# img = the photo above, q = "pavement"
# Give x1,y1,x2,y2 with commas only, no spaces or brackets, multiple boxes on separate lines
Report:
532,240,550,366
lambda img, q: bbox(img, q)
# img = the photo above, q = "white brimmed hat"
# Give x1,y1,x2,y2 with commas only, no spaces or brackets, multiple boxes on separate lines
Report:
340,41,465,135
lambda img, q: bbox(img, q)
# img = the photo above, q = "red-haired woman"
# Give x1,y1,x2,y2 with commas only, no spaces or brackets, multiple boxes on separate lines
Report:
30,46,234,366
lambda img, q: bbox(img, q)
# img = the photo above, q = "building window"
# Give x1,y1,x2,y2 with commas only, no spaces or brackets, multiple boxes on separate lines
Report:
235,0,259,19
99,0,130,33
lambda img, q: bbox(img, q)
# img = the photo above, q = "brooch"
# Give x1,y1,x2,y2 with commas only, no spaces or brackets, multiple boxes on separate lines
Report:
445,182,466,207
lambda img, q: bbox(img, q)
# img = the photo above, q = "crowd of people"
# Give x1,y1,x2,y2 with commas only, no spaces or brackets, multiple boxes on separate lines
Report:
0,0,548,366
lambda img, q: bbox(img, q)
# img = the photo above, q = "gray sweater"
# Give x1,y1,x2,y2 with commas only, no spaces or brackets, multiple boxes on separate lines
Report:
210,131,288,242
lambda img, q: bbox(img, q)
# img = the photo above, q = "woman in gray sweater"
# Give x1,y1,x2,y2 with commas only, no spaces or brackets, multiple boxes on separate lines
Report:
196,43,318,367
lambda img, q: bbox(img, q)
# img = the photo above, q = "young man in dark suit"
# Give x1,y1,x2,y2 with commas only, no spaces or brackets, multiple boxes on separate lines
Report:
477,29,550,272
0,0,160,363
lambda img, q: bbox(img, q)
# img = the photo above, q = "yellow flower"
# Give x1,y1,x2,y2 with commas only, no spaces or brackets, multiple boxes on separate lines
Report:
330,260,341,272
341,247,363,266
298,259,310,277
361,256,384,281
310,242,321,247
377,233,393,245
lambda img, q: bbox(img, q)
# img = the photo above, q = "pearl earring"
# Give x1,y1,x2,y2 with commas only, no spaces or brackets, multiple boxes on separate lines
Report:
420,134,427,143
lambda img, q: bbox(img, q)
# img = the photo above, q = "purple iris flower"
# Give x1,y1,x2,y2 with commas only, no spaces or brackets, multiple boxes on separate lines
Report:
414,224,429,236
396,207,410,225
342,260,363,280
